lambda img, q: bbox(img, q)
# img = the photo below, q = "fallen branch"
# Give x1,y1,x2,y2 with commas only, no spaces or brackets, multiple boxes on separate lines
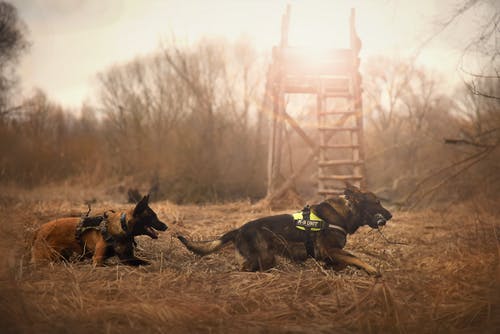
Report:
408,147,493,207
405,147,491,204
444,138,493,148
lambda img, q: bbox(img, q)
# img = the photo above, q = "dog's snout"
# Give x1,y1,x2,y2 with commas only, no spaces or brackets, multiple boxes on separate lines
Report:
374,213,387,226
154,220,168,231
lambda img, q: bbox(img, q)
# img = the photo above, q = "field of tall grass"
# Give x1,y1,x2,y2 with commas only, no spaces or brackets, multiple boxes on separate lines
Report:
0,185,498,333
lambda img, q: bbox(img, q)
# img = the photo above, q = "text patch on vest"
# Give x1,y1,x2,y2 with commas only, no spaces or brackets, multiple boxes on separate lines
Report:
293,210,327,232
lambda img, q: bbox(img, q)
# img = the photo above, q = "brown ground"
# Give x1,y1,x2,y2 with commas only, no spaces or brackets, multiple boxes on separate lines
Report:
0,186,499,333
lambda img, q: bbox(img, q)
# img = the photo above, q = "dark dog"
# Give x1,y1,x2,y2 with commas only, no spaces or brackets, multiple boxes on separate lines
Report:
31,195,167,266
178,184,392,275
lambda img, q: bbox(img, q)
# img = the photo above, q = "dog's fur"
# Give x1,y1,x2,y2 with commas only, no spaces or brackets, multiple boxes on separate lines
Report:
178,184,392,275
31,195,167,266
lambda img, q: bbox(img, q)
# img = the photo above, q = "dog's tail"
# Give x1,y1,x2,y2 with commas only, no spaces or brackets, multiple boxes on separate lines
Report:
28,227,42,263
177,229,238,256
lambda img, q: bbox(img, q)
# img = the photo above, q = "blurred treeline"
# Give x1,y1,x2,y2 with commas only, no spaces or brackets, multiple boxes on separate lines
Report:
1,38,268,202
362,57,500,205
1,38,499,204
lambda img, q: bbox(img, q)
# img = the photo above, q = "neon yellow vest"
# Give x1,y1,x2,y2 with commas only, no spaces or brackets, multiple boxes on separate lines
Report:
293,211,325,232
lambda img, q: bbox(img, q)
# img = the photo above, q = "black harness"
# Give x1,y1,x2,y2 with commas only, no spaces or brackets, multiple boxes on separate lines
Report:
75,212,129,247
293,205,348,258
75,214,106,245
301,206,317,258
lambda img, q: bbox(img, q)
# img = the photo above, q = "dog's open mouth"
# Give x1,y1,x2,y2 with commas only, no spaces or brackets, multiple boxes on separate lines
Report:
144,226,159,239
371,213,387,228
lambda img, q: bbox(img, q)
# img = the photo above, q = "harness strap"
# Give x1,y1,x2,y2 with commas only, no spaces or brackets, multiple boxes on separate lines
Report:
301,205,315,257
99,220,114,243
75,214,106,246
302,205,311,221
74,212,133,250
120,213,127,232
304,232,315,258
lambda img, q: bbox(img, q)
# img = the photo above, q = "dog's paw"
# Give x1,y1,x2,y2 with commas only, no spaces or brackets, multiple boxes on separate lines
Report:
122,258,150,266
364,265,381,277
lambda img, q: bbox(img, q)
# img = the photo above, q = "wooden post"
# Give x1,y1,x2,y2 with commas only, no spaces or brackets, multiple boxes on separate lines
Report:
266,5,291,196
280,4,290,48
349,8,365,190
266,64,277,195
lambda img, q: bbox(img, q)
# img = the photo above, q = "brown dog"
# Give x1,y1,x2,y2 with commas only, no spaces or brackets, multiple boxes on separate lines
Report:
31,195,167,266
178,184,392,275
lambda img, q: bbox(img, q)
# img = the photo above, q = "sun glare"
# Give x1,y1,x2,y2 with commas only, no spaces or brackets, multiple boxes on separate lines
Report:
285,4,352,64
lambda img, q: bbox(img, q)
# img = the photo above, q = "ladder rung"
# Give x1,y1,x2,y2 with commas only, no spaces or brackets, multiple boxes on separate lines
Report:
284,74,350,80
319,75,351,79
318,175,363,181
320,144,359,149
319,110,358,116
318,189,345,195
284,85,317,94
318,160,364,167
321,92,352,98
318,126,360,132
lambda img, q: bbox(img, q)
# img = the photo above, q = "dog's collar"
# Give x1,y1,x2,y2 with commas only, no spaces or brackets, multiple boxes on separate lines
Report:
120,213,127,232
328,224,347,235
324,197,349,235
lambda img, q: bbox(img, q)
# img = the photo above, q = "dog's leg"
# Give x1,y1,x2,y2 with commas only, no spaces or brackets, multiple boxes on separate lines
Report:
323,258,348,271
120,258,150,266
235,232,276,272
116,242,150,266
235,249,246,269
325,248,380,276
92,239,108,266
235,243,259,271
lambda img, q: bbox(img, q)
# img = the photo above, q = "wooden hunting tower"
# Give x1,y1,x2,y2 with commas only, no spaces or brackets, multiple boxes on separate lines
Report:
265,6,365,201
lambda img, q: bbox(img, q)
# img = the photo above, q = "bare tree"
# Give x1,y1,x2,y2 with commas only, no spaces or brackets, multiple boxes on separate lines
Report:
363,57,461,201
363,57,414,139
161,38,265,195
457,1,499,100
402,0,500,204
0,1,29,116
162,39,225,175
96,38,266,201
426,0,499,100
97,54,188,176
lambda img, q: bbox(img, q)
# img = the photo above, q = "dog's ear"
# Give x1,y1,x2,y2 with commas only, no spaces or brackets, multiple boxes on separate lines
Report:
344,182,361,198
103,209,115,219
133,194,150,216
314,201,338,223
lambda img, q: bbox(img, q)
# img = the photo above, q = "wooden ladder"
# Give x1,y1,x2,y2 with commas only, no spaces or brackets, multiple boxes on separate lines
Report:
316,73,365,196
264,6,366,201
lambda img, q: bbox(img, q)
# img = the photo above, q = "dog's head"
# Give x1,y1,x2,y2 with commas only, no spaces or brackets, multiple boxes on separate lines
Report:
126,194,168,239
343,183,392,229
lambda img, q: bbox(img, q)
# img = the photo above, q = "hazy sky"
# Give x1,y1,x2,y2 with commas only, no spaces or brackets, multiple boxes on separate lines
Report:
14,0,491,108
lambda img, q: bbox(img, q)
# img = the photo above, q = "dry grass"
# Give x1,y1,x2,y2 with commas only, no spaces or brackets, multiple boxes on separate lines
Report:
0,186,499,334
